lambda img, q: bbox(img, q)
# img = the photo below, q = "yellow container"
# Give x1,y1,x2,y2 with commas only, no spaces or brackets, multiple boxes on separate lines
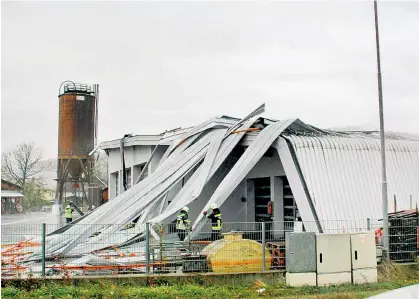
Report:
202,232,271,273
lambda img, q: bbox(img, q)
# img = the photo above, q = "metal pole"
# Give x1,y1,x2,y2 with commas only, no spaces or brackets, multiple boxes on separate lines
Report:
145,222,150,274
373,0,389,260
261,222,266,272
410,194,412,209
120,137,127,192
393,194,396,213
367,218,371,231
41,223,46,277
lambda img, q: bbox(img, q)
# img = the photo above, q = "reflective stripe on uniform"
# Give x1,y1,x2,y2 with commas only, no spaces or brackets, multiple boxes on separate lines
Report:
212,213,222,231
65,208,72,219
176,213,190,230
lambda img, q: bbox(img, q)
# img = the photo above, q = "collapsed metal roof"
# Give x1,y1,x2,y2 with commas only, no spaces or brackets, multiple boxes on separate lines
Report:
24,104,419,261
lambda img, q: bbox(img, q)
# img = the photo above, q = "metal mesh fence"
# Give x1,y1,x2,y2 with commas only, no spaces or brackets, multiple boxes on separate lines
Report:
1,219,418,278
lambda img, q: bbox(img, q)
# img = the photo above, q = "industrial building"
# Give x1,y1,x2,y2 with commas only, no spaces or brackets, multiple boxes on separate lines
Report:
100,107,419,236
4,104,419,276
14,104,417,259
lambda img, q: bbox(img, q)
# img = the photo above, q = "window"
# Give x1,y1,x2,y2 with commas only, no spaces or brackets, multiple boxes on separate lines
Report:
133,163,146,183
126,168,132,189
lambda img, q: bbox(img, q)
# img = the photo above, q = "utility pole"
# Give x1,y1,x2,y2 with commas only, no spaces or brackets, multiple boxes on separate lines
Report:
373,0,389,259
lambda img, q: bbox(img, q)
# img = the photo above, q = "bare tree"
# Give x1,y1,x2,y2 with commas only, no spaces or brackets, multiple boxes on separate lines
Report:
92,152,108,186
1,141,51,187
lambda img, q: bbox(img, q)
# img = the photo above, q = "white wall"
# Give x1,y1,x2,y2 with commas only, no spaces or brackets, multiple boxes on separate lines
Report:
245,151,285,179
109,171,117,199
148,145,168,174
108,146,153,174
133,164,144,184
107,145,155,199
107,149,121,175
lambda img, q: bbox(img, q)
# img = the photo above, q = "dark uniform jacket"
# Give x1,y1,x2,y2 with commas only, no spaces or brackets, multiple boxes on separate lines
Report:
206,208,222,231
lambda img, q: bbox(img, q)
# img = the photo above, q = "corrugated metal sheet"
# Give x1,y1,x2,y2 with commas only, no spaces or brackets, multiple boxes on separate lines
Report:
274,138,320,231
191,119,295,238
149,120,254,225
76,123,257,254
46,130,215,255
156,133,201,169
224,103,265,136
59,131,218,255
284,135,419,222
39,105,419,259
156,117,236,169
191,129,227,199
44,112,257,257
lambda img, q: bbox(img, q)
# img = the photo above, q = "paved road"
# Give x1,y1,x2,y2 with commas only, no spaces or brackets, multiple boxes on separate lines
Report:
1,212,81,243
1,211,82,225
1,212,60,225
367,284,419,299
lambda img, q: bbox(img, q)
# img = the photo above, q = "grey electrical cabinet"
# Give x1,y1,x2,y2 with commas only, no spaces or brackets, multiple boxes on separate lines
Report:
351,232,377,284
286,232,316,273
316,233,352,286
350,232,377,269
316,233,351,273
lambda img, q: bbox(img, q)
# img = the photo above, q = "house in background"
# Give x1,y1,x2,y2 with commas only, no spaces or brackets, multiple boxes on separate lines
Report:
1,179,24,214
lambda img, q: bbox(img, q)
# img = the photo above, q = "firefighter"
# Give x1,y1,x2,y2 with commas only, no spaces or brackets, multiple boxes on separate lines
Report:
65,204,74,223
203,203,222,241
176,206,191,241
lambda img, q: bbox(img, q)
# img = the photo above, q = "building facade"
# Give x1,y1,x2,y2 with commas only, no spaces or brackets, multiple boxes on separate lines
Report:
1,179,24,214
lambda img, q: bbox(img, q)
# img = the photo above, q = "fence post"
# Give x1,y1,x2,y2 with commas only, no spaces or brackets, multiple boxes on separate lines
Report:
145,222,150,274
41,223,46,277
261,222,266,272
367,218,371,231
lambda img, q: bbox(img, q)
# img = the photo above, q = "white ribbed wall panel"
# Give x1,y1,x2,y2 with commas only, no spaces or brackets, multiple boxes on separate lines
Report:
286,135,419,222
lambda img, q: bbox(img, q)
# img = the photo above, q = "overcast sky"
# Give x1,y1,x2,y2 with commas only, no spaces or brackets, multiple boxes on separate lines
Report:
2,1,418,159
